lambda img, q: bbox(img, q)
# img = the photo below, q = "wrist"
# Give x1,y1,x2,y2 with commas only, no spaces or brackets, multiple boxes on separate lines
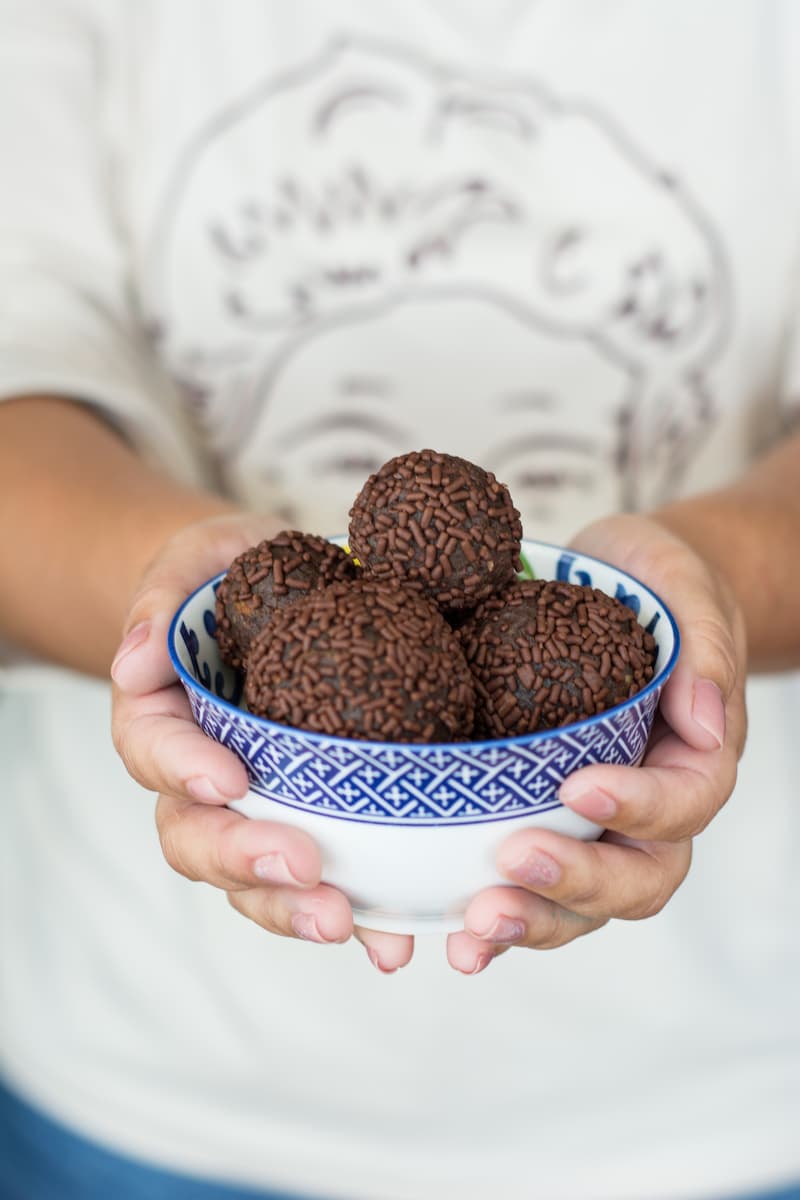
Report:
0,395,239,674
649,495,777,672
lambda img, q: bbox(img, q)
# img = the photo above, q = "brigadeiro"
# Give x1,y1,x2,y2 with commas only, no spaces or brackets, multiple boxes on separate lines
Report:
244,579,476,743
459,578,657,738
214,531,358,670
348,449,523,612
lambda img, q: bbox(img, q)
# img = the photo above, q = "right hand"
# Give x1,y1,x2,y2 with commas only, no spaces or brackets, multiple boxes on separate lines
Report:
110,512,414,973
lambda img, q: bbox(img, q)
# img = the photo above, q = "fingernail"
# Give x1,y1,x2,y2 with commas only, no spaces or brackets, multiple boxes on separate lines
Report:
253,852,307,886
458,951,493,976
559,784,617,823
692,679,726,749
110,621,150,681
291,912,332,943
506,848,563,888
367,947,398,974
468,916,525,944
186,775,240,804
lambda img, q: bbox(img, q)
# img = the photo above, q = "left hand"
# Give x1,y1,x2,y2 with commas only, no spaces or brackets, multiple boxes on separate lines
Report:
110,512,415,975
447,513,748,975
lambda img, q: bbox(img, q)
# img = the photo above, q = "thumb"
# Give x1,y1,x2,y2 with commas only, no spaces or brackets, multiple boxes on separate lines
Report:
657,585,743,753
111,512,282,696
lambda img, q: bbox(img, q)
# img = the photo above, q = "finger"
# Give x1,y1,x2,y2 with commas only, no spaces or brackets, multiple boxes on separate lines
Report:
155,792,322,890
558,726,739,841
228,883,353,944
493,828,692,921
446,930,510,975
458,890,608,961
113,682,250,801
111,513,282,695
354,928,415,973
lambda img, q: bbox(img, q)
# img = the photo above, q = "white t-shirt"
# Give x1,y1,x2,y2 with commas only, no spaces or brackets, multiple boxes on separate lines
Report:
1,2,799,1197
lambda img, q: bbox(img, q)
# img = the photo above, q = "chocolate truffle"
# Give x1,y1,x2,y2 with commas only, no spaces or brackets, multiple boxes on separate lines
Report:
215,531,358,670
348,449,523,612
244,579,476,743
459,578,657,737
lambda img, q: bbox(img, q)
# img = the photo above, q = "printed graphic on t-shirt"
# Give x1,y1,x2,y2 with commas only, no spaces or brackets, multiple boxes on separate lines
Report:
145,35,731,539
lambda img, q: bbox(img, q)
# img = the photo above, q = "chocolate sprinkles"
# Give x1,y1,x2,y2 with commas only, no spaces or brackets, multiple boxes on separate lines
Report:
244,580,476,743
214,531,358,670
212,451,658,743
458,579,657,737
348,449,523,611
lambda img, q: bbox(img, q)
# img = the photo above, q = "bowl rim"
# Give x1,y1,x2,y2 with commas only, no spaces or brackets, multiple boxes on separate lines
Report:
167,537,681,753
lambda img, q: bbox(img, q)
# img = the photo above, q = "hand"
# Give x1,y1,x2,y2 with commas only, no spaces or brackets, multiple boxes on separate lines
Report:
110,512,414,973
447,513,748,974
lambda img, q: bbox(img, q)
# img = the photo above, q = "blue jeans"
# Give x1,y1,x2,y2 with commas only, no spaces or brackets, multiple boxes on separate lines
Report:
0,1078,319,1200
731,1189,800,1200
1,1076,799,1200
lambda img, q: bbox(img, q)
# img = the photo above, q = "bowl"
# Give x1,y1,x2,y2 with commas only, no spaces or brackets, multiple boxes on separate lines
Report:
168,538,679,934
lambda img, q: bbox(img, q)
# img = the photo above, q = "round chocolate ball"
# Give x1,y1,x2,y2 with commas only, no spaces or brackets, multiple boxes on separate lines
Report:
459,579,657,737
244,579,476,743
215,531,358,670
347,449,523,612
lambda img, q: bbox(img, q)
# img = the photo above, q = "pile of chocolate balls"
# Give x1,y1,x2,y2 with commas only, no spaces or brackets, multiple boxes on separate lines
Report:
214,450,656,743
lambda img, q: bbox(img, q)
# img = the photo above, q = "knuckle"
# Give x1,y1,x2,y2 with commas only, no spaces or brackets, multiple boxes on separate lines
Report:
537,912,606,949
734,710,748,759
233,888,284,937
112,720,142,782
691,757,737,835
691,615,738,695
653,767,722,841
566,875,604,910
531,915,566,950
129,547,177,600
531,903,575,949
681,810,707,840
122,586,160,634
630,886,670,921
618,776,667,841
208,829,235,885
157,805,200,882
630,843,691,920
562,843,610,910
717,755,738,810
125,563,182,633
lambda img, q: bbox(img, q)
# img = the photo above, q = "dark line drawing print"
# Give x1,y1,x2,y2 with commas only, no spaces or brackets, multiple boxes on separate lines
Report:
143,34,733,515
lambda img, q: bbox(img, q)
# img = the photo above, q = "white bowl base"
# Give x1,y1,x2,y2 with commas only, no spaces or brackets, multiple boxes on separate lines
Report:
351,909,463,935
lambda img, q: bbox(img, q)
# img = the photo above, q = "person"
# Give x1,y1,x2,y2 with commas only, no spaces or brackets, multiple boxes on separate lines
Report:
1,2,799,1197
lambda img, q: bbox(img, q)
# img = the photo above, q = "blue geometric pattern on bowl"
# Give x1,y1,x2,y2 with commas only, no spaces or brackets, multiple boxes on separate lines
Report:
184,686,660,825
169,539,679,828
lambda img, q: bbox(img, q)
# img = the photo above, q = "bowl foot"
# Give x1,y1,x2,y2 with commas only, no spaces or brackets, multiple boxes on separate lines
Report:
351,909,464,935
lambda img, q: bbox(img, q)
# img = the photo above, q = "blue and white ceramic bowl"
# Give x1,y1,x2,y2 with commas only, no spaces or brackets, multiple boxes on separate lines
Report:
168,538,679,934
